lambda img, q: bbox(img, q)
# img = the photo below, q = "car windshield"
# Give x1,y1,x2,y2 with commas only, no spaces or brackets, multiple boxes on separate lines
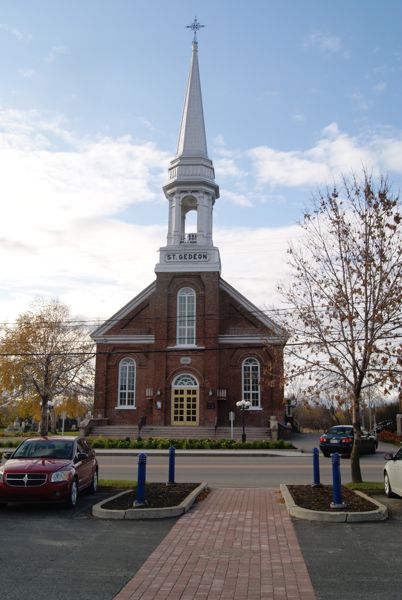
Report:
326,427,353,436
12,440,74,460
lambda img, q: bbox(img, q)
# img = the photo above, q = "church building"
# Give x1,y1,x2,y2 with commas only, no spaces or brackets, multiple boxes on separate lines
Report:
91,25,288,437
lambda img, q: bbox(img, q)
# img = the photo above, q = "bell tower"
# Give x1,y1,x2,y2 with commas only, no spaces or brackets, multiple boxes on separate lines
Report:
155,19,220,274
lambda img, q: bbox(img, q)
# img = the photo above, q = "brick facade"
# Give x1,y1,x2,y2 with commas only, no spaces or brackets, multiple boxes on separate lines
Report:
93,271,286,428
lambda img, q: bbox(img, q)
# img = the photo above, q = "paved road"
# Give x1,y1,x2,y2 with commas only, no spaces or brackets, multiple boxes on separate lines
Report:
97,453,386,486
0,488,177,600
97,434,391,487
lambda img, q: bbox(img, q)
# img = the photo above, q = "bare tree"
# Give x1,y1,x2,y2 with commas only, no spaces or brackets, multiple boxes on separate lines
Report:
280,171,402,482
0,299,95,435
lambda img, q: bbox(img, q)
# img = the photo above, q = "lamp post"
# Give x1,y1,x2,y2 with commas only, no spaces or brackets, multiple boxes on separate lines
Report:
236,400,251,443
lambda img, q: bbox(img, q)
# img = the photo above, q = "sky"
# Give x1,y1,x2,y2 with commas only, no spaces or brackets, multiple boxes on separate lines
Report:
0,0,401,325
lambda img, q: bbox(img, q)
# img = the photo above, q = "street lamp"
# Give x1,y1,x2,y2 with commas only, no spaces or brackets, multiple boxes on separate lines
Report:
236,400,251,443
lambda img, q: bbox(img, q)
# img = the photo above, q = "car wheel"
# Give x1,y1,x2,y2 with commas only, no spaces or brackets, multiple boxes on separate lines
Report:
371,442,376,454
322,451,330,457
66,478,78,508
0,502,7,509
384,473,395,498
88,469,98,494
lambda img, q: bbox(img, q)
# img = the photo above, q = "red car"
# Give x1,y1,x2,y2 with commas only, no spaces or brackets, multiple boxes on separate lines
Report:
0,436,98,508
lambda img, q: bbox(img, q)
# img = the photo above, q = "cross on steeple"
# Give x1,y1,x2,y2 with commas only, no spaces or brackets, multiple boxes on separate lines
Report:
186,17,204,42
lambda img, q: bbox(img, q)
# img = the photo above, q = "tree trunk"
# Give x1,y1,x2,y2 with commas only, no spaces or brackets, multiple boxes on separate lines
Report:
351,396,362,483
39,396,49,436
39,354,52,436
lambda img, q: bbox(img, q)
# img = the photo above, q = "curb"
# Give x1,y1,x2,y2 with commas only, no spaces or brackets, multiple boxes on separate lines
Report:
92,481,208,520
1,448,305,458
280,484,388,522
94,449,304,457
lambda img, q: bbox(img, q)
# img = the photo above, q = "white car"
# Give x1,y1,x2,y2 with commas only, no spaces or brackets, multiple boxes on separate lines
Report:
384,446,402,498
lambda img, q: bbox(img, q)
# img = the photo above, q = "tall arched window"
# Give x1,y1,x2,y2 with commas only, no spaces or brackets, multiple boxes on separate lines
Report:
242,357,260,408
118,358,136,408
177,287,196,345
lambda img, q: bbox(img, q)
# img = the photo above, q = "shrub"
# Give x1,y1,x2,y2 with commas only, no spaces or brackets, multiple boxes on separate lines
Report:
86,436,295,450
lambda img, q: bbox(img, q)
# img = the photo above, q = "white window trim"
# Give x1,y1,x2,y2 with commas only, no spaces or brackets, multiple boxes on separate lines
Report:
117,357,136,409
242,357,261,409
176,287,196,346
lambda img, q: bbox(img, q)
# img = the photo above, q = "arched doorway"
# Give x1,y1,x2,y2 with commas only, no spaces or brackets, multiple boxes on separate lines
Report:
171,374,199,426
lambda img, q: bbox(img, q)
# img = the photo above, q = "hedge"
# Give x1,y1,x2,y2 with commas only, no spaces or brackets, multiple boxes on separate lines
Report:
87,437,295,450
0,436,295,452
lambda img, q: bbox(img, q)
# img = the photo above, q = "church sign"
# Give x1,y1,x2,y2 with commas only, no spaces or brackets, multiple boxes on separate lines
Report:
166,252,209,262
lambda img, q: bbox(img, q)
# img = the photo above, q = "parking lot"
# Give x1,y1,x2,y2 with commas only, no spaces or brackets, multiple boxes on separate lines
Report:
0,488,177,600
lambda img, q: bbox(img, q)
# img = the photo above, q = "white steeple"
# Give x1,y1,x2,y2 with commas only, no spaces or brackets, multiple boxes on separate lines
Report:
176,40,208,159
155,20,220,274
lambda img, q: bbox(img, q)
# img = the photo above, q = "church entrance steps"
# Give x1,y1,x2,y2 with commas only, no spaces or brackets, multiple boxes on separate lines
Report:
89,425,272,441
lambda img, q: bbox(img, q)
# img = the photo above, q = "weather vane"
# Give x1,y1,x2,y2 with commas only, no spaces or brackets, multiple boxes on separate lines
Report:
186,17,205,42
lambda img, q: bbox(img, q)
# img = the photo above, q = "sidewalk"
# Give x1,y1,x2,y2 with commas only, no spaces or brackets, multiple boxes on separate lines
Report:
113,488,315,600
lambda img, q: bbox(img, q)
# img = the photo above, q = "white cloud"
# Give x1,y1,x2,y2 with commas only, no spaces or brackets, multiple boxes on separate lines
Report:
350,90,371,111
215,158,246,178
292,112,306,123
373,137,402,173
0,108,169,228
44,45,68,64
247,123,402,188
217,225,301,309
249,145,330,187
18,68,36,78
373,81,387,93
303,31,343,54
0,108,171,319
221,189,253,207
0,23,32,42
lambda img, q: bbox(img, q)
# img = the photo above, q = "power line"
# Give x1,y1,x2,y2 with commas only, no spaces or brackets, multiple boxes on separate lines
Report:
0,300,400,328
0,333,400,358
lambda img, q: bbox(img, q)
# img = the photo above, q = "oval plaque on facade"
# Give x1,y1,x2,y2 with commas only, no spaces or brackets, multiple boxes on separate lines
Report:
180,357,191,365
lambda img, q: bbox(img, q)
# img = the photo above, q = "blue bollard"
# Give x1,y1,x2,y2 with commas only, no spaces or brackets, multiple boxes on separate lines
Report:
134,452,147,507
330,453,346,509
312,447,321,487
168,446,176,485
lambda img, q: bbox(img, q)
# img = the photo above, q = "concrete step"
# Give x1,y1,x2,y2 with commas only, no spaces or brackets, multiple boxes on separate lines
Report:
89,425,272,441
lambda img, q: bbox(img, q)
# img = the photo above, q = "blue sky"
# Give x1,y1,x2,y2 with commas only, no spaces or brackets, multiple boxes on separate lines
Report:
0,1,401,321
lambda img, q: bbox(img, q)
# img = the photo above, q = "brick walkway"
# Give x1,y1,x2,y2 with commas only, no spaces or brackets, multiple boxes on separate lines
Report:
113,488,315,600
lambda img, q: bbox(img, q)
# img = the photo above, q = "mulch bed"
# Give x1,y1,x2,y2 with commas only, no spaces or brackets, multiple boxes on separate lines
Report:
101,482,203,510
101,483,377,513
287,484,377,512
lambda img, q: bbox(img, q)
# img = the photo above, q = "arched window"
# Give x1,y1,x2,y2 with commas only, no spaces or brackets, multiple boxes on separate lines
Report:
118,358,136,408
173,373,198,387
242,357,260,408
177,287,196,345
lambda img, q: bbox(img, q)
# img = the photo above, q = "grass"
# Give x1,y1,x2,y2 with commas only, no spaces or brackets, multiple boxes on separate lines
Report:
99,479,135,488
345,481,384,491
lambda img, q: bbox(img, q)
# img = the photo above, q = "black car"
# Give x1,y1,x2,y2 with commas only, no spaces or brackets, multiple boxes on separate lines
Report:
319,425,377,457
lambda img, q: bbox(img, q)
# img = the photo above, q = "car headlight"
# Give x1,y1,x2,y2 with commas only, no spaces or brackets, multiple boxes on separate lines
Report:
51,471,71,483
0,469,3,481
